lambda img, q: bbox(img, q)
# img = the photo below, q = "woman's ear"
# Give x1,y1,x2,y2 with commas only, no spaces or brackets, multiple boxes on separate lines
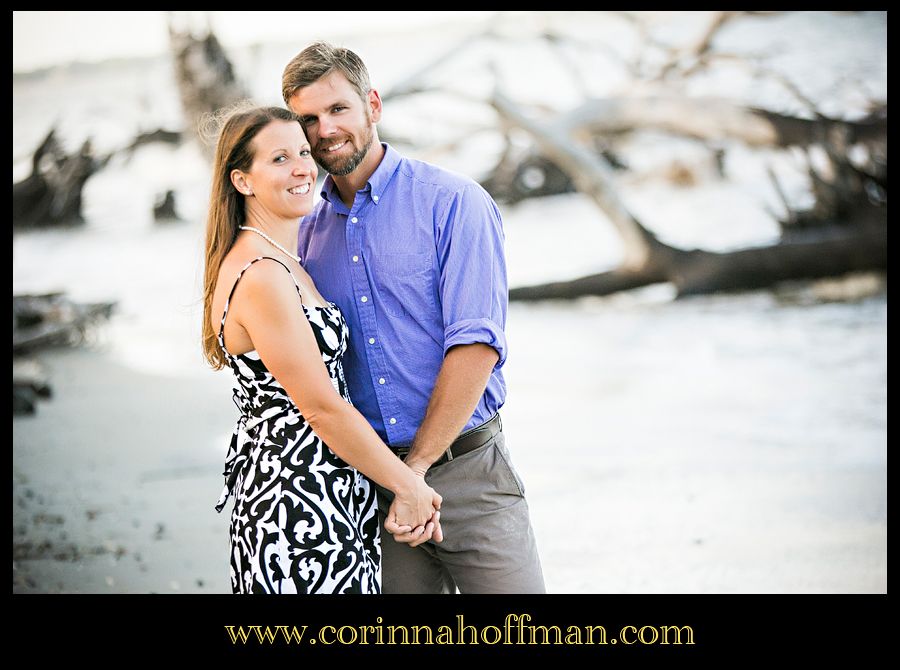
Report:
230,169,253,197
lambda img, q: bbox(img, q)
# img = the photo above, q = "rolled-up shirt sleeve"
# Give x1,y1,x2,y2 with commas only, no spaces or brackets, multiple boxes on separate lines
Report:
437,182,509,369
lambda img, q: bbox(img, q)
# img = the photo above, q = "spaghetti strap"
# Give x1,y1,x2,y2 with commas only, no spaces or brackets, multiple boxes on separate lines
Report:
218,256,303,342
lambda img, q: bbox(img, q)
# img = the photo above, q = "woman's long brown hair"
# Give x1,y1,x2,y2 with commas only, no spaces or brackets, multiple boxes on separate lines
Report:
201,105,301,369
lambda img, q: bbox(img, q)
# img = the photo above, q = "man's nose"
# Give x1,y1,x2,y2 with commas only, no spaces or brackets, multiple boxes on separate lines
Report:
317,115,338,137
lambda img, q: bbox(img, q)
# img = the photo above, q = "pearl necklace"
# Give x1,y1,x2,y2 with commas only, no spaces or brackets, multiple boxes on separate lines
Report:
239,226,301,263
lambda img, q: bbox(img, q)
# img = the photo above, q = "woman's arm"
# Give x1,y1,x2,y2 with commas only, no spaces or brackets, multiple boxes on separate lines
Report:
229,260,441,529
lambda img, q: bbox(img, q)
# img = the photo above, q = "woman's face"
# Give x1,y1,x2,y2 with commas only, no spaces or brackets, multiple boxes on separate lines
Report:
240,119,318,219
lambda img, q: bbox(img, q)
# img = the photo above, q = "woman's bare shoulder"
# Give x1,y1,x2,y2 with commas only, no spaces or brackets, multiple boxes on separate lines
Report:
220,253,301,313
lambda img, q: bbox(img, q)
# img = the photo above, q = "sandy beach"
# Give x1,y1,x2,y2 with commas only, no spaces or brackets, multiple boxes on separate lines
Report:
13,346,234,594
13,291,887,595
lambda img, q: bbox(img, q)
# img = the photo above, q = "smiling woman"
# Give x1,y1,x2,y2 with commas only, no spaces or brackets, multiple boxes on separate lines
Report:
201,104,443,594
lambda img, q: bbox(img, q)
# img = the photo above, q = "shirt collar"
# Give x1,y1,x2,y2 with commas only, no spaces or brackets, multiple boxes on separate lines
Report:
319,142,400,207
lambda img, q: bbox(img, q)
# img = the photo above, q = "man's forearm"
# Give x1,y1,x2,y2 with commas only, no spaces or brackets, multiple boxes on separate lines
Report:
404,343,499,475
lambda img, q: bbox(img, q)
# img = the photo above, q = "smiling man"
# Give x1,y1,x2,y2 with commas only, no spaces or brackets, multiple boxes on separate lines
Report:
282,42,545,594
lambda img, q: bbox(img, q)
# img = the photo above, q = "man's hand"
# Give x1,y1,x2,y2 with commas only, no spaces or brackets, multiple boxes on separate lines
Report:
384,507,444,547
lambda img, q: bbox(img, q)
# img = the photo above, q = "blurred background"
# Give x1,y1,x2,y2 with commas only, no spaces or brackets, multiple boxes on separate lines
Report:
13,11,886,594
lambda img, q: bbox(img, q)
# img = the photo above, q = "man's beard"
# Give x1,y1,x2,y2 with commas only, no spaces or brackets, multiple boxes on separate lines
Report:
314,123,374,176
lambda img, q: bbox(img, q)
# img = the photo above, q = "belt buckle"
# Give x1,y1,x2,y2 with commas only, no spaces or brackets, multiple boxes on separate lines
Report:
444,446,454,463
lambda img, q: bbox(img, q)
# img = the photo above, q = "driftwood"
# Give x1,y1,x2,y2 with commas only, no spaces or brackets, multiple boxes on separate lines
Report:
13,18,244,230
482,98,887,205
13,129,111,229
491,92,886,299
13,358,52,416
12,125,186,230
13,293,116,355
456,12,887,299
167,14,247,148
374,11,885,299
13,293,115,415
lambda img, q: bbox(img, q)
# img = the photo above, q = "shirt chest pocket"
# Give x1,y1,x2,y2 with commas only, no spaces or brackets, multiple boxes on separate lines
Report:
373,252,436,318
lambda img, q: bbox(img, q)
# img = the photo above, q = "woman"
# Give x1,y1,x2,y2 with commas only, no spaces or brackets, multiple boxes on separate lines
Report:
202,105,441,594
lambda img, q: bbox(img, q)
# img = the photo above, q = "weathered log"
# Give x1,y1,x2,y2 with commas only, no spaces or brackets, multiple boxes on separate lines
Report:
494,92,886,300
556,98,887,150
13,131,110,229
480,98,887,206
493,90,660,269
13,293,116,355
511,223,885,300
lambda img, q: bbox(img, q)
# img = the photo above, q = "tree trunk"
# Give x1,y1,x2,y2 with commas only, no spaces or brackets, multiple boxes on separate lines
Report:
13,131,109,229
493,93,886,300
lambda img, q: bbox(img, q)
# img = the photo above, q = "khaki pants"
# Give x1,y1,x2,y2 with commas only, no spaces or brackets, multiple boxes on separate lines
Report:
375,431,546,594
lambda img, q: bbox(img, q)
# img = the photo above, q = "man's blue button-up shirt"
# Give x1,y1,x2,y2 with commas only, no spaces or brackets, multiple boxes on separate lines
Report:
297,143,508,446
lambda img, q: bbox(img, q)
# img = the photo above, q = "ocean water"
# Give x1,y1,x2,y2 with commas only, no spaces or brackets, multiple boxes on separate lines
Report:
13,12,886,592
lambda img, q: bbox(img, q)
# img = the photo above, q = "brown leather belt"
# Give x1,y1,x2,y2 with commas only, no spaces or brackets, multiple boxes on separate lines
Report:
393,413,501,468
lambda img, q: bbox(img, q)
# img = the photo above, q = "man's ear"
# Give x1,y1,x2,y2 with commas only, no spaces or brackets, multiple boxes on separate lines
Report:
367,88,383,124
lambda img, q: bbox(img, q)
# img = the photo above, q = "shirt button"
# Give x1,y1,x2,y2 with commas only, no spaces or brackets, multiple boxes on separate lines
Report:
389,418,397,425
361,296,368,303
352,255,359,262
378,378,385,385
373,195,379,202
351,217,358,223
368,338,375,345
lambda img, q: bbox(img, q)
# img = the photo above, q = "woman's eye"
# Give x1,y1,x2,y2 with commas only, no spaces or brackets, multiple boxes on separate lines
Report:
274,155,287,163
300,149,311,157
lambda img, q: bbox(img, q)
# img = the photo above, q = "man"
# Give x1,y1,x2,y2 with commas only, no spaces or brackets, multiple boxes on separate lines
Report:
282,42,545,594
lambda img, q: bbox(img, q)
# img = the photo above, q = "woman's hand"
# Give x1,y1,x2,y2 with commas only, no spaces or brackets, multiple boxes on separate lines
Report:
384,475,443,545
388,474,441,529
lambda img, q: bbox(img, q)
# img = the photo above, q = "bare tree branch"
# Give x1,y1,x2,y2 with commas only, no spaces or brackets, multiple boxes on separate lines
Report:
491,89,658,269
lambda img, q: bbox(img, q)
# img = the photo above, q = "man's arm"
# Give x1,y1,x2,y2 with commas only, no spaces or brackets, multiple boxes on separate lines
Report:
385,181,508,546
406,181,507,473
404,343,499,476
385,342,497,546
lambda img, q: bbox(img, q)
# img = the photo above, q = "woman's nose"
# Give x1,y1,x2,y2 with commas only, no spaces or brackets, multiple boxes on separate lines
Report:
293,159,316,179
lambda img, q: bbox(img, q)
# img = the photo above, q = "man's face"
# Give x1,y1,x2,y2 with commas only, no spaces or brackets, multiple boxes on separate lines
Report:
287,71,379,177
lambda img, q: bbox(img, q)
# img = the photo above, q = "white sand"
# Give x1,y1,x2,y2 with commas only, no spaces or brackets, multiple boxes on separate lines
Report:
13,347,233,593
13,334,886,594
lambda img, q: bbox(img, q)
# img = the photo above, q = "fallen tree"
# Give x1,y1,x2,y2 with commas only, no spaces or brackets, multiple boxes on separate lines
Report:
375,11,886,299
493,92,886,299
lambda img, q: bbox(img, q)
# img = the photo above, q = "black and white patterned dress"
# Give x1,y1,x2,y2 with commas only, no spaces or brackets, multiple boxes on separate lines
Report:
214,256,380,594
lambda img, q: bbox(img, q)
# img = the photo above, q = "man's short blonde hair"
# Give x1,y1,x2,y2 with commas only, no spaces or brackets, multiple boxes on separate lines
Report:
282,41,371,105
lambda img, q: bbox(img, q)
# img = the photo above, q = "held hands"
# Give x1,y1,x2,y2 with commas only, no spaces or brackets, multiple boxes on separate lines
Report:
384,474,444,547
